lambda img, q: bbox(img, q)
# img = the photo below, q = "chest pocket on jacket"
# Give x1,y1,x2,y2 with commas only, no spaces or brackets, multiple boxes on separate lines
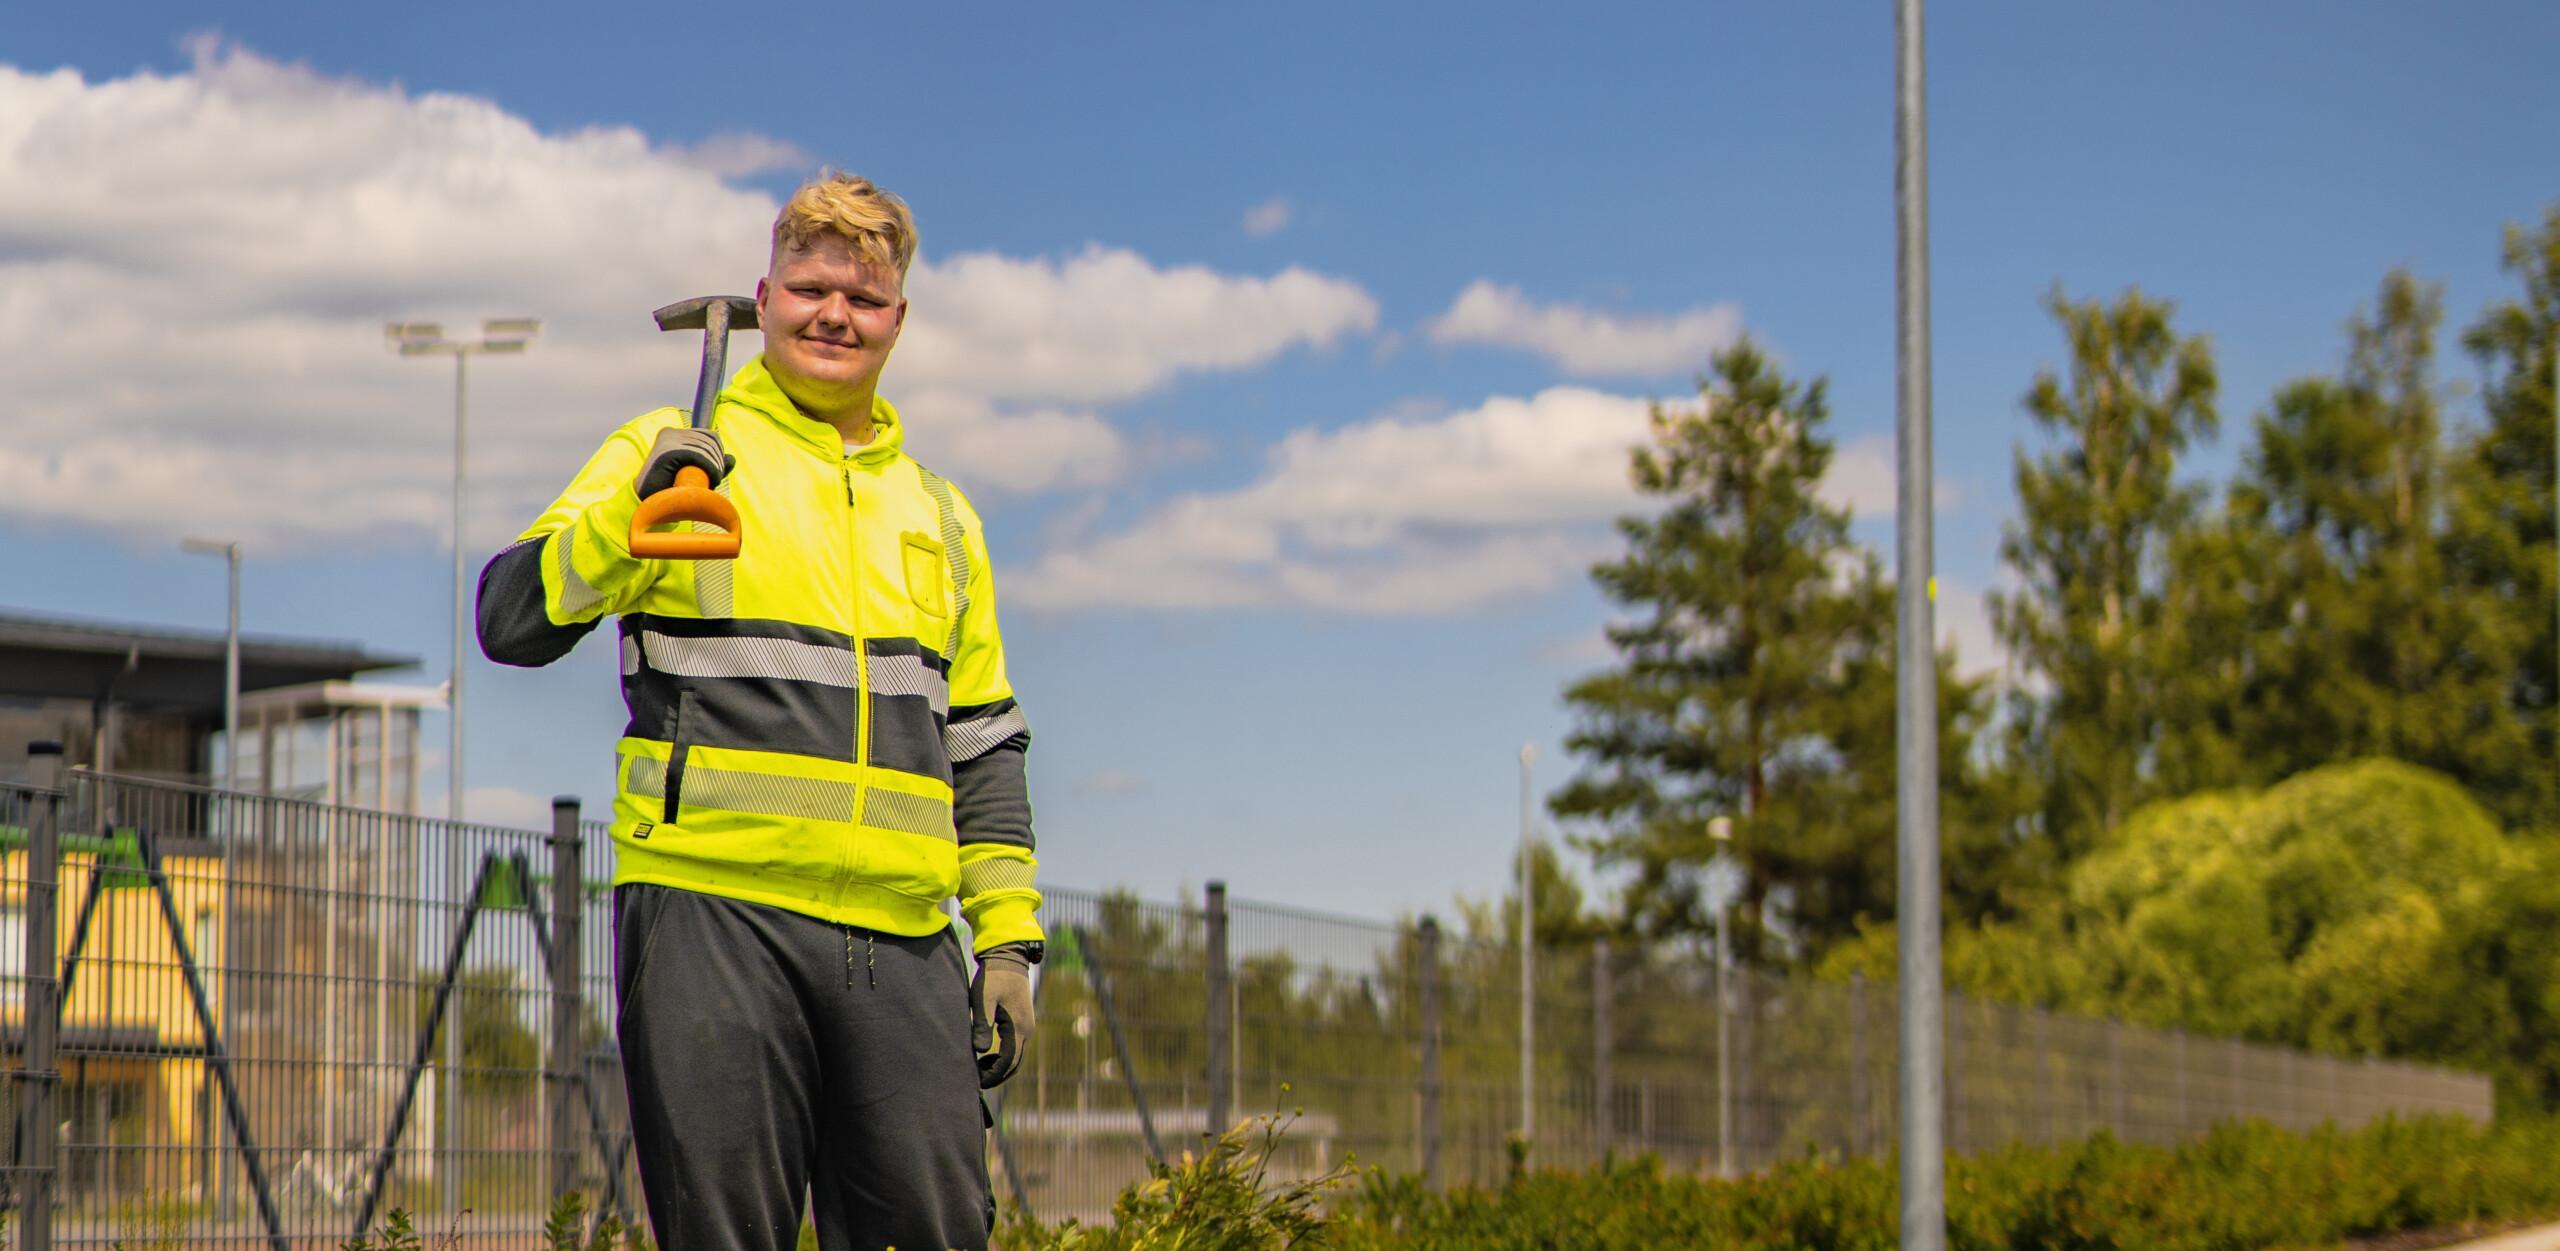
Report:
900,531,950,623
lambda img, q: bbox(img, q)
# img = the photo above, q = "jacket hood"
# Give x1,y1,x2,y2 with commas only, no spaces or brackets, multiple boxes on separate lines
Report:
721,354,906,464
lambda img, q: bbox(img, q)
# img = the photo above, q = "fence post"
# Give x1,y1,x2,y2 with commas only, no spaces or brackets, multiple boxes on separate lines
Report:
549,796,582,1203
2280,1047,2297,1132
2109,1017,2128,1137
22,742,62,1251
1944,991,1963,1157
2173,1028,2189,1141
2230,1035,2246,1126
1714,957,1730,1177
1205,880,1230,1143
2035,1005,2053,1145
1417,915,1441,1189
1591,937,1613,1158
1732,966,1754,1173
1849,971,1869,1158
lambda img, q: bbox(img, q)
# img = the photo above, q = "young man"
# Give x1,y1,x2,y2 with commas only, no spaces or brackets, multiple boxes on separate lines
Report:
477,173,1040,1251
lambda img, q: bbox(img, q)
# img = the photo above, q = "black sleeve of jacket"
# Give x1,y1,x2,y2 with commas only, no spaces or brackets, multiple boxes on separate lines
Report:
476,538,599,668
951,735,1033,850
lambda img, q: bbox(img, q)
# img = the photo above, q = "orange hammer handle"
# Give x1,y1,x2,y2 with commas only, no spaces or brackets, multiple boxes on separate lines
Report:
629,465,743,559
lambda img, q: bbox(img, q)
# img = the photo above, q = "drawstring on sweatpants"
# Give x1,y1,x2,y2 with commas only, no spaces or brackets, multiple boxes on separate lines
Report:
841,926,877,991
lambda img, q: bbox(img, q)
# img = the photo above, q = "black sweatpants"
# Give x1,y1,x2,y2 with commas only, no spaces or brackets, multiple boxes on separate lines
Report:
615,884,992,1251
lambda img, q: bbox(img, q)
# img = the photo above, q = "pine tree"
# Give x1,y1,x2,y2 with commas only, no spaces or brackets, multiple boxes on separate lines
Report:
2450,207,2560,828
2201,273,2531,802
1554,341,2012,961
1994,288,2219,855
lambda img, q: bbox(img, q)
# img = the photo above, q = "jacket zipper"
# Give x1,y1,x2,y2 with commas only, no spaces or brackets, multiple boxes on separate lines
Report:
843,457,868,905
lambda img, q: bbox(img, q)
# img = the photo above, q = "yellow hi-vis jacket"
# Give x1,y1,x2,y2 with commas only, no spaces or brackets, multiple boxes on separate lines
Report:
475,355,1041,952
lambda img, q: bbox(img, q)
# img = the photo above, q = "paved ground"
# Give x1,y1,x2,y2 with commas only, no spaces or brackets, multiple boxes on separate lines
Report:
2446,1222,2560,1251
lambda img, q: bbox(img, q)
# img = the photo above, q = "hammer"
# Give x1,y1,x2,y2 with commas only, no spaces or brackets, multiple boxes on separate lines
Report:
630,295,756,560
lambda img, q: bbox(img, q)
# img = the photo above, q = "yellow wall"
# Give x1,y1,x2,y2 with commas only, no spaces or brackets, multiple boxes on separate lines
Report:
3,846,226,1195
2,847,227,1043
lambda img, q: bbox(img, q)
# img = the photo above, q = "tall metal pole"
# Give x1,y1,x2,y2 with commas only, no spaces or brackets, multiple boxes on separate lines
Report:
451,348,469,829
445,348,468,1219
180,540,242,794
1517,743,1535,1152
389,316,536,1218
1893,1,1946,1248
222,547,239,791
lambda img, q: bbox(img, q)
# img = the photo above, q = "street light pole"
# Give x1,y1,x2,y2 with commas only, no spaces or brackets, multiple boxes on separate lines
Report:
1517,743,1536,1153
387,318,539,828
179,539,241,793
386,317,538,1218
450,348,468,830
1894,1,1946,1248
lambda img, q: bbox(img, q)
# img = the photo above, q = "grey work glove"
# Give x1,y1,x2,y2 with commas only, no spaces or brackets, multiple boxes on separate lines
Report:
970,943,1036,1089
634,427,734,498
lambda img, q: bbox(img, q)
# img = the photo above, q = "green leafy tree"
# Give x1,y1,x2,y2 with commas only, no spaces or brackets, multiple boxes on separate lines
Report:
1554,340,2013,962
1823,759,2560,1105
2449,205,2560,828
1994,287,2220,854
421,965,546,1098
2173,273,2529,805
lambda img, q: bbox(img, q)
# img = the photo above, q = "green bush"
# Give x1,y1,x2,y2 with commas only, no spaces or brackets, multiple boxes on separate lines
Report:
348,1192,648,1251
1006,1113,2560,1249
1321,1114,2560,1251
1001,1107,1357,1250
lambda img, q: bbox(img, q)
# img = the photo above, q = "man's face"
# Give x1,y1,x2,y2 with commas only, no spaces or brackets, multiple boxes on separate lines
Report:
756,235,908,399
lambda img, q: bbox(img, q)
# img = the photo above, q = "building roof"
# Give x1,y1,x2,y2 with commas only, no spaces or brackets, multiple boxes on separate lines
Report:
0,608,420,718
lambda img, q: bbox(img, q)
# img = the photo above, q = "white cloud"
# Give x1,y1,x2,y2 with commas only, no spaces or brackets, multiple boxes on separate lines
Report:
1934,573,2030,685
1821,433,1964,520
896,247,1375,406
1426,281,1743,378
0,42,1377,551
665,131,814,179
911,399,1131,495
1011,386,1656,615
1242,197,1293,237
1013,390,1971,620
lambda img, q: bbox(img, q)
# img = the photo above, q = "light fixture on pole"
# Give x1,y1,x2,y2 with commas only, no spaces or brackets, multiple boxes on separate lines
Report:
385,315,538,1218
179,538,241,795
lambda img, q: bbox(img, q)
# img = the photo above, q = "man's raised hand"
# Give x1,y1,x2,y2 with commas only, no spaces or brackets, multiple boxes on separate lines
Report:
636,427,733,498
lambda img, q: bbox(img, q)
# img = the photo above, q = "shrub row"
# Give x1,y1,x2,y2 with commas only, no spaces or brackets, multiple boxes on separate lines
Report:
1007,1113,2560,1250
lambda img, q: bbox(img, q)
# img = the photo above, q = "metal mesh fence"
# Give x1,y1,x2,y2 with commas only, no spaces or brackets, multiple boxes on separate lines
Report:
1011,887,2490,1220
0,769,633,1251
0,770,2499,1244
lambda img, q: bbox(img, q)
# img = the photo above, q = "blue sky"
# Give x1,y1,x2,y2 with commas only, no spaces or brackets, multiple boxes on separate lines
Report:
4,2,2554,924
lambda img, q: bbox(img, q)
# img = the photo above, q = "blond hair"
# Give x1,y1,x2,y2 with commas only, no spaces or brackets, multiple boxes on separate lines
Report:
770,172,919,276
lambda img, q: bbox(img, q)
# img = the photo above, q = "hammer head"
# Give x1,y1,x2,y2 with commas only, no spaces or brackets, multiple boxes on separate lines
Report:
653,295,761,332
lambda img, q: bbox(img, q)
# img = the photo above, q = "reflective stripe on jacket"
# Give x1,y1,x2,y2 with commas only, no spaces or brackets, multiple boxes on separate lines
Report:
476,355,1040,951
